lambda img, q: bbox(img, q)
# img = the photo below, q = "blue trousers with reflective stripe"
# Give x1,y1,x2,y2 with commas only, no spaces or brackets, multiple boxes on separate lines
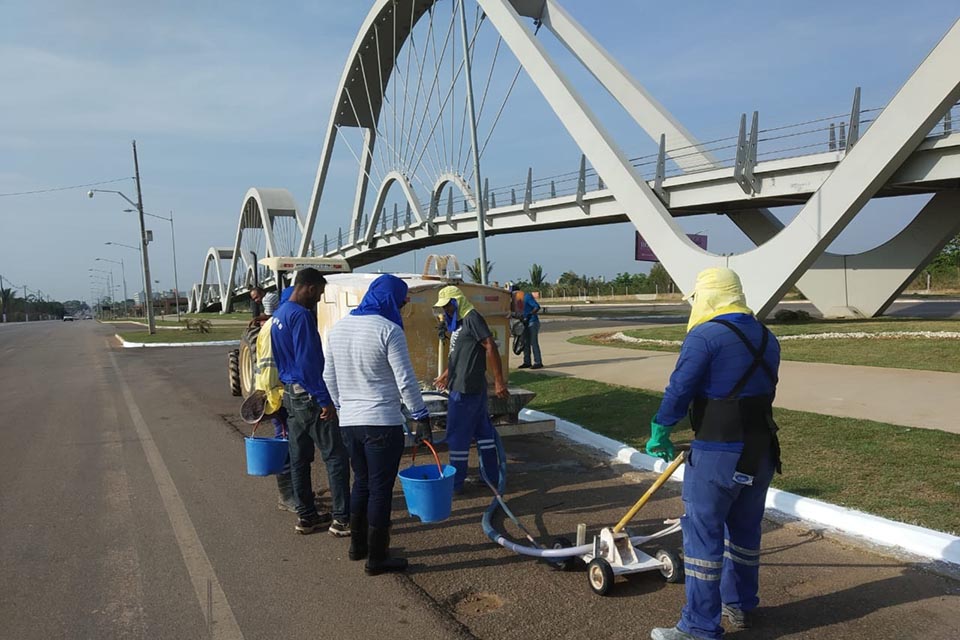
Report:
445,389,500,490
678,446,774,640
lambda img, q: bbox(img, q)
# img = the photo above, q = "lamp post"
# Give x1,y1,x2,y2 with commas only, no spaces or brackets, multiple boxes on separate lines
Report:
459,0,489,285
105,241,145,316
126,208,180,322
88,141,155,334
89,268,116,318
96,257,128,317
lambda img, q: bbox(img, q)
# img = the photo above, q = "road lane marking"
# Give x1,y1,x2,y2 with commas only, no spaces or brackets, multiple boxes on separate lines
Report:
99,385,148,637
108,350,244,640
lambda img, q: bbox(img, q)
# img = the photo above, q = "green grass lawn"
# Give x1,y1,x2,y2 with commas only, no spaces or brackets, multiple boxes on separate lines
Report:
110,317,184,327
511,371,960,534
117,327,242,343
573,318,960,373
183,312,252,322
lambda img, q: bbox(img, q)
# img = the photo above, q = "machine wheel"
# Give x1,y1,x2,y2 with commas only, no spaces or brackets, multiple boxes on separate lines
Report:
587,557,615,596
656,548,684,583
228,349,242,397
547,536,577,572
238,326,260,398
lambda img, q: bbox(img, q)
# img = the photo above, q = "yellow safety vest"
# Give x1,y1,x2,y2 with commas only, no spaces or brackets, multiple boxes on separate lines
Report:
255,317,284,415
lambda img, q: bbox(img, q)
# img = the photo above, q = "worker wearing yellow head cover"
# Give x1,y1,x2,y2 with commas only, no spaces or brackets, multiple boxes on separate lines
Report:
433,284,508,495
684,267,753,332
648,267,782,640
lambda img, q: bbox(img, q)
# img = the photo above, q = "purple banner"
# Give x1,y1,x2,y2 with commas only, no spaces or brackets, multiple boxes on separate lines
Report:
635,232,707,262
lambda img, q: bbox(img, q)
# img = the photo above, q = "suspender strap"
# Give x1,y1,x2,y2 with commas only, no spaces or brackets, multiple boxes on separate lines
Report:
710,319,777,399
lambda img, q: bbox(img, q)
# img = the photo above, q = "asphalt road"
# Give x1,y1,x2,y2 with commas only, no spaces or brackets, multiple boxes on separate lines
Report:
1,321,958,639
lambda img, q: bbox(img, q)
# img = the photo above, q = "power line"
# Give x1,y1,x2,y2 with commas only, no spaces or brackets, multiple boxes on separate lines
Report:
0,177,132,198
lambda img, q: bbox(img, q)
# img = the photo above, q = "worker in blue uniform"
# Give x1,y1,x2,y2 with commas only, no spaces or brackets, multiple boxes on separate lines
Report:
648,267,781,640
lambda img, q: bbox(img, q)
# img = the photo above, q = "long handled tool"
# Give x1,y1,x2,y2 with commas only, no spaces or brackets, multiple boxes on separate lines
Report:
613,451,685,533
480,467,543,548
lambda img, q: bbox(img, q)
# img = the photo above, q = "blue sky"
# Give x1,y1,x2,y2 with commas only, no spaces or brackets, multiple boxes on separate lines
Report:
1,1,956,302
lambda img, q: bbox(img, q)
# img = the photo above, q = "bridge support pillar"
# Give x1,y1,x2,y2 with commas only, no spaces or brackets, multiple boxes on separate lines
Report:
728,190,960,317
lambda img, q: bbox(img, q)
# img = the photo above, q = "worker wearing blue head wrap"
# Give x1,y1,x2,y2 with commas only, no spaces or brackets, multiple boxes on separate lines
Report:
324,274,430,575
649,268,781,640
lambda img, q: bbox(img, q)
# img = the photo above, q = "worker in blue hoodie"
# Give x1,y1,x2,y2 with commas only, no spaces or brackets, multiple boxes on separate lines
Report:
648,267,781,640
272,268,350,537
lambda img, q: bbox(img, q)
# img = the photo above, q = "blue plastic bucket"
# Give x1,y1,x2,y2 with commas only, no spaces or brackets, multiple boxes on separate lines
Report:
244,437,289,476
398,463,457,523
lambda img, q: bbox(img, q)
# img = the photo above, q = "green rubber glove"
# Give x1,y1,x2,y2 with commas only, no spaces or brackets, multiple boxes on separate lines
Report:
645,420,675,462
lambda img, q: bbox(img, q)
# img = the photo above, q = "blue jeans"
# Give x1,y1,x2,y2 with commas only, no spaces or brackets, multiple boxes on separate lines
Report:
344,426,405,529
272,407,290,474
523,322,542,366
677,445,775,640
282,384,350,522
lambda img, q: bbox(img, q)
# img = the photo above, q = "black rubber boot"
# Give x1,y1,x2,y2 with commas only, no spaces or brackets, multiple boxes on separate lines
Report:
348,514,368,561
276,472,297,513
364,527,407,575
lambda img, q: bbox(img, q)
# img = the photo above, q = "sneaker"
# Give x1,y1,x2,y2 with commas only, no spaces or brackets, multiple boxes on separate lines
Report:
517,363,531,369
650,627,697,640
295,512,332,535
328,519,350,537
722,604,752,629
531,363,544,370
277,496,298,513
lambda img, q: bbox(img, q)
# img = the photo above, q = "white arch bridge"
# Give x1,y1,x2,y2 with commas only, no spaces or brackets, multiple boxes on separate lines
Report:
188,1,960,318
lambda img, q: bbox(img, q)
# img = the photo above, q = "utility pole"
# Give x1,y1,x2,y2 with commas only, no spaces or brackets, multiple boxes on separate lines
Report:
133,140,156,334
0,273,5,323
459,0,489,285
169,211,181,322
23,285,28,322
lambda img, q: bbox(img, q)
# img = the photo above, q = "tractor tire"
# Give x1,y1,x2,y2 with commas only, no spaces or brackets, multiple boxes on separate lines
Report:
228,349,242,397
238,326,261,398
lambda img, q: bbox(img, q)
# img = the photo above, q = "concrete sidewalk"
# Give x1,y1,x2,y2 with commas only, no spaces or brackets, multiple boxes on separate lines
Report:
535,326,960,434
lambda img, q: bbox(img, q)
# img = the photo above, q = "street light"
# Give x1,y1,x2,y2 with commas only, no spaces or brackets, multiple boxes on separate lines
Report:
125,208,180,322
105,241,146,317
89,268,116,319
87,140,155,334
96,257,128,317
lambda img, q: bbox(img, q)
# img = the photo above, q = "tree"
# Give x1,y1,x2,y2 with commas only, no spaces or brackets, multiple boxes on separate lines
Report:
465,257,494,283
648,262,675,293
557,271,583,288
529,264,547,289
0,288,15,322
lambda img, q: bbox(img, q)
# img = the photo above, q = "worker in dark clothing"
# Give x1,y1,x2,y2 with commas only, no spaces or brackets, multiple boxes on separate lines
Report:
432,285,509,494
271,268,351,536
648,267,781,640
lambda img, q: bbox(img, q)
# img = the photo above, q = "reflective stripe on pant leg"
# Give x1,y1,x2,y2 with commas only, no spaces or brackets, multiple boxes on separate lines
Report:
445,391,472,489
678,448,741,640
721,453,774,612
474,393,499,489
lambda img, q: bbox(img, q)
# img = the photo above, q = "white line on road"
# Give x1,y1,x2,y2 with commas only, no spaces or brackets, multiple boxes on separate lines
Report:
107,349,244,640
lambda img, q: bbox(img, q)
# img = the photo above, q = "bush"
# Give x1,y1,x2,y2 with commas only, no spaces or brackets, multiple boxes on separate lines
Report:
773,309,811,323
185,318,212,333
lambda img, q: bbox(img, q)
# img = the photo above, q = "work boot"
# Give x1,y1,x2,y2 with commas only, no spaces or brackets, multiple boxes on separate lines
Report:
364,526,407,575
348,514,368,561
650,627,698,640
276,472,297,513
722,604,752,629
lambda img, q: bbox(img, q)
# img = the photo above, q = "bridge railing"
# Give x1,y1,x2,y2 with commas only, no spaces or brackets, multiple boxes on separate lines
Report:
318,99,959,255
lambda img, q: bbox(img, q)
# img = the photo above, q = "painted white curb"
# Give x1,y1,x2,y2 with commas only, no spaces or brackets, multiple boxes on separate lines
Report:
115,333,240,349
521,408,960,567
